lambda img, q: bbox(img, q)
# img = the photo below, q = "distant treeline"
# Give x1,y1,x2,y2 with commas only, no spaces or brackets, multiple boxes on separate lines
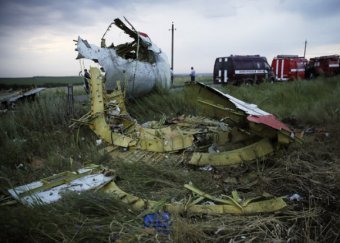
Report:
0,74,212,89
0,76,83,89
175,73,212,77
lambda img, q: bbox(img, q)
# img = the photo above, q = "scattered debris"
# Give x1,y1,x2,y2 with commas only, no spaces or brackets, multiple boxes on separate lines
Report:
0,87,45,109
289,193,303,202
96,139,103,146
70,67,300,168
7,164,287,215
7,164,114,206
6,61,301,217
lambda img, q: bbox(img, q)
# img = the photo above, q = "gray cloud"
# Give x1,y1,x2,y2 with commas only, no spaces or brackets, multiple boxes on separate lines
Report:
279,0,340,18
0,0,135,31
0,0,339,77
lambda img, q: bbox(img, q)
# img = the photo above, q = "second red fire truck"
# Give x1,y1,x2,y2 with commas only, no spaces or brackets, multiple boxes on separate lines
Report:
271,55,307,81
305,55,340,79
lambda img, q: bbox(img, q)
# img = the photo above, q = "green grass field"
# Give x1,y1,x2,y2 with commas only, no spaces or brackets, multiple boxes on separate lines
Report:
0,76,339,242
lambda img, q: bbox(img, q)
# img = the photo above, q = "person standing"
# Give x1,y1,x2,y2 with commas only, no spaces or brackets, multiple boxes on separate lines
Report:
83,69,91,94
190,67,196,82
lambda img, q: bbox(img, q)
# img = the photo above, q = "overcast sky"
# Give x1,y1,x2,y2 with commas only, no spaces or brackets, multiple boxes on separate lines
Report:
0,0,339,77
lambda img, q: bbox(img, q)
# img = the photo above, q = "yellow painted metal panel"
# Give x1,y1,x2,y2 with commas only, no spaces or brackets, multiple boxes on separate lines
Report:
101,180,287,215
189,138,274,166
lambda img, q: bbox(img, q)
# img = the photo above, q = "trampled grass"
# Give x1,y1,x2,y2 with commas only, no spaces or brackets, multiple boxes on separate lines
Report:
0,76,339,242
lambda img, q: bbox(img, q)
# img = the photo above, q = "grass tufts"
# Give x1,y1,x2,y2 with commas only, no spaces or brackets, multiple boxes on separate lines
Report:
1,77,340,242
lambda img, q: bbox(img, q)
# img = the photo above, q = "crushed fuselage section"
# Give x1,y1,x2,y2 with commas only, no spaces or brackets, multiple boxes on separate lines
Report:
75,18,171,97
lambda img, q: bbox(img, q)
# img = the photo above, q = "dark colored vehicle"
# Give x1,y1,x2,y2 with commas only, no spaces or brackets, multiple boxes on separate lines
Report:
213,55,274,85
305,55,340,79
271,55,307,81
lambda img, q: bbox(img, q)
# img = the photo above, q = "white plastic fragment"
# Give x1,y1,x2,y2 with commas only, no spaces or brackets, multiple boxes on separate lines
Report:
289,193,302,201
8,170,114,206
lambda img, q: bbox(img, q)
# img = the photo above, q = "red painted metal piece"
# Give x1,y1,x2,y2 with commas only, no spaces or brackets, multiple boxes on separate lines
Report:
247,114,291,132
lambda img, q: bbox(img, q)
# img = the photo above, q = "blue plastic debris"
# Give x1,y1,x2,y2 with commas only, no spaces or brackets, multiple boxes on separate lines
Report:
143,212,171,234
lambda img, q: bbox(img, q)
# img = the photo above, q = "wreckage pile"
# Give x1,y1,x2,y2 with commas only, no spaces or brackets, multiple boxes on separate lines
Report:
1,70,339,242
9,67,298,214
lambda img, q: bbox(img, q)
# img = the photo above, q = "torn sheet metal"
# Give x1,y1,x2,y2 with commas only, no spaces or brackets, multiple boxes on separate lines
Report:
8,165,114,206
189,138,274,166
76,67,193,152
75,18,170,97
247,114,291,132
70,67,300,166
186,82,291,132
184,82,298,144
7,164,287,215
0,87,45,108
101,180,287,215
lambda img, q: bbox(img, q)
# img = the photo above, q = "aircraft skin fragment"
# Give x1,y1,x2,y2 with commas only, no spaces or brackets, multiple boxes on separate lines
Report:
8,165,114,206
189,138,274,166
75,18,171,97
0,87,45,108
86,67,193,151
185,82,298,143
7,164,287,215
74,67,299,160
101,180,287,215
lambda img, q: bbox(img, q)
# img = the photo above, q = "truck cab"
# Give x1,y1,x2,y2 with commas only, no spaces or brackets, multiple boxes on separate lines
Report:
271,55,307,81
305,55,340,79
213,55,274,85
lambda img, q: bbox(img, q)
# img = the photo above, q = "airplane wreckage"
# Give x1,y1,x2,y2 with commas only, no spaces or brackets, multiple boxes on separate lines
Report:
0,87,45,110
7,18,302,216
75,18,171,97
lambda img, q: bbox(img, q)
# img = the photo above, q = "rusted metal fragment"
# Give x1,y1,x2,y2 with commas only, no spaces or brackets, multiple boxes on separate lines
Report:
189,138,274,166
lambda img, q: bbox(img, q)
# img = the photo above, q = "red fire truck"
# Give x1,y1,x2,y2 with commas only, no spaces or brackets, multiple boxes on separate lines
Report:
305,55,340,79
271,55,307,81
